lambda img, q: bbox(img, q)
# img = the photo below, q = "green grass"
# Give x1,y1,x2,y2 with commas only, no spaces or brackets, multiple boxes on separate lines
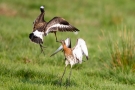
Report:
108,29,135,69
0,0,135,90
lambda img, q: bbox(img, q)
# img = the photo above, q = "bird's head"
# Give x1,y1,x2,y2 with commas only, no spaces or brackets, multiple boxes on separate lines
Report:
50,38,71,57
58,40,66,45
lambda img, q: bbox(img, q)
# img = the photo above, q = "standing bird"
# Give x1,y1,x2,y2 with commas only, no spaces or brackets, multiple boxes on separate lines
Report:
29,6,79,54
50,38,89,87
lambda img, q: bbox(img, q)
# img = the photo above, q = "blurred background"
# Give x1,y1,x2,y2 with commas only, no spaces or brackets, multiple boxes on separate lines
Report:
0,0,135,90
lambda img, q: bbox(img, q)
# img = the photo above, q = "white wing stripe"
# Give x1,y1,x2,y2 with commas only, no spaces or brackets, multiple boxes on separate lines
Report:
45,23,69,33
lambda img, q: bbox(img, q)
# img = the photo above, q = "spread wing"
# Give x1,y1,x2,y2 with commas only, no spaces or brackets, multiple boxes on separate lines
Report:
33,6,46,32
50,38,71,57
44,17,79,34
72,38,88,63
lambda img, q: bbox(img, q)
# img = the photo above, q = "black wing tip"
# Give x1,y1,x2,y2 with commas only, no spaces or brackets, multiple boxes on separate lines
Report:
70,25,79,32
40,6,44,12
74,27,79,32
76,28,79,31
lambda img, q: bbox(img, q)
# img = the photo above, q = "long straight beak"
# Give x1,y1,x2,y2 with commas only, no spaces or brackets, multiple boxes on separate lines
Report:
50,38,71,57
50,45,63,57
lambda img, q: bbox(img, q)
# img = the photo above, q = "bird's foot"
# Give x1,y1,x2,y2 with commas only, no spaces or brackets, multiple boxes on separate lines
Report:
65,79,70,89
39,44,46,55
56,40,59,42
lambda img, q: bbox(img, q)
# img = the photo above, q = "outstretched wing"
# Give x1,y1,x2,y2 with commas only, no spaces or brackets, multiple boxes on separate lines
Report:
50,38,71,57
33,6,46,32
44,17,79,34
72,38,88,63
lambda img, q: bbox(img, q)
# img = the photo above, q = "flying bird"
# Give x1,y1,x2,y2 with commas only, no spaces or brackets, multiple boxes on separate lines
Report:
50,38,89,86
29,6,79,54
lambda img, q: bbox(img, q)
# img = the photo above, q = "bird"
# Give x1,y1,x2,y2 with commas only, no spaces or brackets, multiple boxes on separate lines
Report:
29,6,79,54
50,38,89,87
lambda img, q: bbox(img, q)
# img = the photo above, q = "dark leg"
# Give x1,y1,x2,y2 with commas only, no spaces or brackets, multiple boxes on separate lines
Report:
54,32,58,42
66,67,72,88
39,43,46,55
59,66,67,86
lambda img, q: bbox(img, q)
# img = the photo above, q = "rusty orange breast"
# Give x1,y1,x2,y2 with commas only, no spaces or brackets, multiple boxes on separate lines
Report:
62,44,72,55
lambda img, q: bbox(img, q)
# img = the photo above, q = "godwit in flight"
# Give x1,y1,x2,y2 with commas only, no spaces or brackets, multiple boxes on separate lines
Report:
50,38,89,87
29,6,79,54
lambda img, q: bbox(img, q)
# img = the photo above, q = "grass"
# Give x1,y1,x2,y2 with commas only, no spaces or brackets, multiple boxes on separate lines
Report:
0,0,135,90
108,29,135,70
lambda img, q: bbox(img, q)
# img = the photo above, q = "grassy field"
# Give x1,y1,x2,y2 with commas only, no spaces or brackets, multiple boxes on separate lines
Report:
0,0,135,90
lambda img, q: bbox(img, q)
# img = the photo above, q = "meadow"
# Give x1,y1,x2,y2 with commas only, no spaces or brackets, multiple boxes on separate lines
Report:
0,0,135,90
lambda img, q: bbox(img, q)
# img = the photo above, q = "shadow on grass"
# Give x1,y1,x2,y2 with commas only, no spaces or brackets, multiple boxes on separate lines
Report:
20,75,77,87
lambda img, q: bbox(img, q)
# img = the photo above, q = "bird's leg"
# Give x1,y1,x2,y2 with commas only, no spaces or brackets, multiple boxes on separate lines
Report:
59,66,67,86
66,67,72,88
39,43,46,55
54,32,59,42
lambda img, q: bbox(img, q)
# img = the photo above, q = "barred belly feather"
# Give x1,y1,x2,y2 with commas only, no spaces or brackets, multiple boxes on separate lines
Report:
50,38,89,87
65,54,79,67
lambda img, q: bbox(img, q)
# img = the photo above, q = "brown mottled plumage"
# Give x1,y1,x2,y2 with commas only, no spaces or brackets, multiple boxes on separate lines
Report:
29,6,79,54
29,6,79,43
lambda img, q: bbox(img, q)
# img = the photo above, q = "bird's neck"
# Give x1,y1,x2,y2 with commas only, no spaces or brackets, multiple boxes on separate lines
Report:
62,44,72,55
